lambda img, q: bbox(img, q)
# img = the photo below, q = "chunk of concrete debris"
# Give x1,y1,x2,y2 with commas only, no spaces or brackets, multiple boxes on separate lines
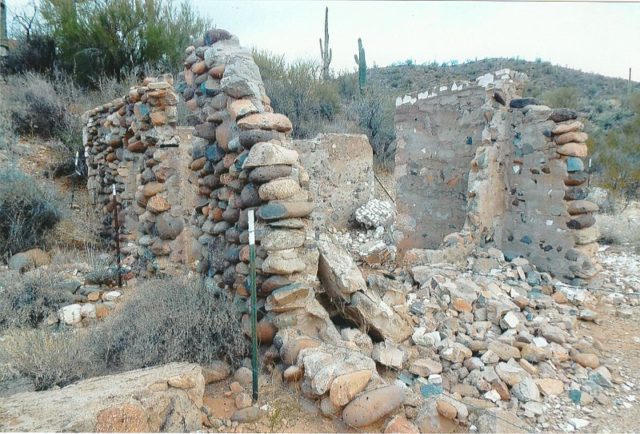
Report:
355,199,395,228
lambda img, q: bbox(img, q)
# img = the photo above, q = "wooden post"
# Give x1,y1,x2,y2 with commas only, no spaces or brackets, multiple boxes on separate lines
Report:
248,209,258,402
112,184,122,288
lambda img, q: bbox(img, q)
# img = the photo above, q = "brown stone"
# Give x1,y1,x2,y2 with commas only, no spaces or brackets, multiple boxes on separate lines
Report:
202,361,231,384
329,369,372,407
142,182,166,197
552,121,583,135
95,304,110,320
146,195,171,214
95,403,149,432
190,157,206,171
237,113,293,133
552,292,568,304
557,142,588,158
209,65,225,79
573,353,600,369
452,297,473,313
567,200,599,215
191,61,207,75
436,399,458,420
341,385,404,428
492,380,511,401
150,111,167,126
127,140,145,152
555,131,588,145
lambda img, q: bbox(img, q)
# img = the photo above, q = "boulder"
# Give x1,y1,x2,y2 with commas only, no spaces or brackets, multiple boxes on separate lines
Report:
329,369,372,407
8,248,51,272
341,385,404,428
0,363,205,432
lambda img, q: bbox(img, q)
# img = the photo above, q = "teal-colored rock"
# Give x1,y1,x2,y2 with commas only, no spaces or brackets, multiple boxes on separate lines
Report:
566,157,584,173
175,81,187,93
398,372,414,386
205,145,225,162
234,152,247,170
257,203,287,220
520,235,532,245
420,384,443,398
569,388,582,403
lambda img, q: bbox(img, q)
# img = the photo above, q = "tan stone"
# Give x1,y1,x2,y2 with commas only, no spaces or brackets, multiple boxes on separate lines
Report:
385,415,420,434
87,292,101,302
237,113,293,133
552,120,583,135
329,369,372,407
557,142,588,158
95,403,149,432
95,304,110,320
258,178,301,201
576,242,599,258
436,399,458,420
202,361,231,384
229,99,259,120
191,61,207,75
573,352,600,369
142,182,166,197
567,200,599,215
146,195,171,213
190,157,206,171
552,292,568,304
452,297,473,313
555,131,588,145
342,385,405,428
536,378,564,396
283,365,303,382
574,226,600,245
150,111,167,126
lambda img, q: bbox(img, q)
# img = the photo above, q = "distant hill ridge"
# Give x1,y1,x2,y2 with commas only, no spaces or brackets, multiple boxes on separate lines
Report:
368,58,640,133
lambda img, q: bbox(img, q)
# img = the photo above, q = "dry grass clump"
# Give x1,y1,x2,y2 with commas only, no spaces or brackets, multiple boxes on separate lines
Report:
0,270,72,331
596,202,640,246
96,277,248,370
0,168,62,260
2,276,248,390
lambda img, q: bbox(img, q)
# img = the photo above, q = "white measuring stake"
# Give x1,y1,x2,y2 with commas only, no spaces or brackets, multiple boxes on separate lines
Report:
248,210,255,246
112,184,116,197
588,158,592,169
75,151,79,168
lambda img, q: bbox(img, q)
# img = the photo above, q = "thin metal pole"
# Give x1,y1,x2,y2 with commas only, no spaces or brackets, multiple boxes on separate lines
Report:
248,209,258,402
112,184,122,288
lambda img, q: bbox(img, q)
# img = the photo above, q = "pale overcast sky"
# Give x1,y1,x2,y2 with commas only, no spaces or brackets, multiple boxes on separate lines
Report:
6,1,640,80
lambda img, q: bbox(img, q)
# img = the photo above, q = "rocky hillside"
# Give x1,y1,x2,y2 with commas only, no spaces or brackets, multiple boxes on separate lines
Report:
368,58,640,134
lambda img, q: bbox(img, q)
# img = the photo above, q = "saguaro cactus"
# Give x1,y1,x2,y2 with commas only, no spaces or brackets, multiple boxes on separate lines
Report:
354,38,367,92
319,7,332,81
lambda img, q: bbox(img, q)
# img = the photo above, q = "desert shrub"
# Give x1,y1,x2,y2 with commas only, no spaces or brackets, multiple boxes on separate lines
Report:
0,168,62,259
542,86,581,109
0,270,73,330
596,202,640,246
589,92,640,201
0,72,67,139
254,50,341,138
3,328,98,390
94,277,248,370
353,87,396,168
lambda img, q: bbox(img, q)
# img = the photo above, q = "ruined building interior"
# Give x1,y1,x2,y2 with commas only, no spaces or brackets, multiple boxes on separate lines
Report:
79,28,604,430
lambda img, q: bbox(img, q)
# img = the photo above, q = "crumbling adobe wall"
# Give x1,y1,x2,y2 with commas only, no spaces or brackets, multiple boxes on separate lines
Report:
395,70,598,282
295,133,374,230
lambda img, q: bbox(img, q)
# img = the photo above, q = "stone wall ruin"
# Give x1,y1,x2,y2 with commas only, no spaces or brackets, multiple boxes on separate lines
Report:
81,29,607,429
394,70,599,283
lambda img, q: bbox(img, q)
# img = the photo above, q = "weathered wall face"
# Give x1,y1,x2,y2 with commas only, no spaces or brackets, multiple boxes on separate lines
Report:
83,76,181,268
395,87,487,250
394,70,598,282
295,133,374,230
